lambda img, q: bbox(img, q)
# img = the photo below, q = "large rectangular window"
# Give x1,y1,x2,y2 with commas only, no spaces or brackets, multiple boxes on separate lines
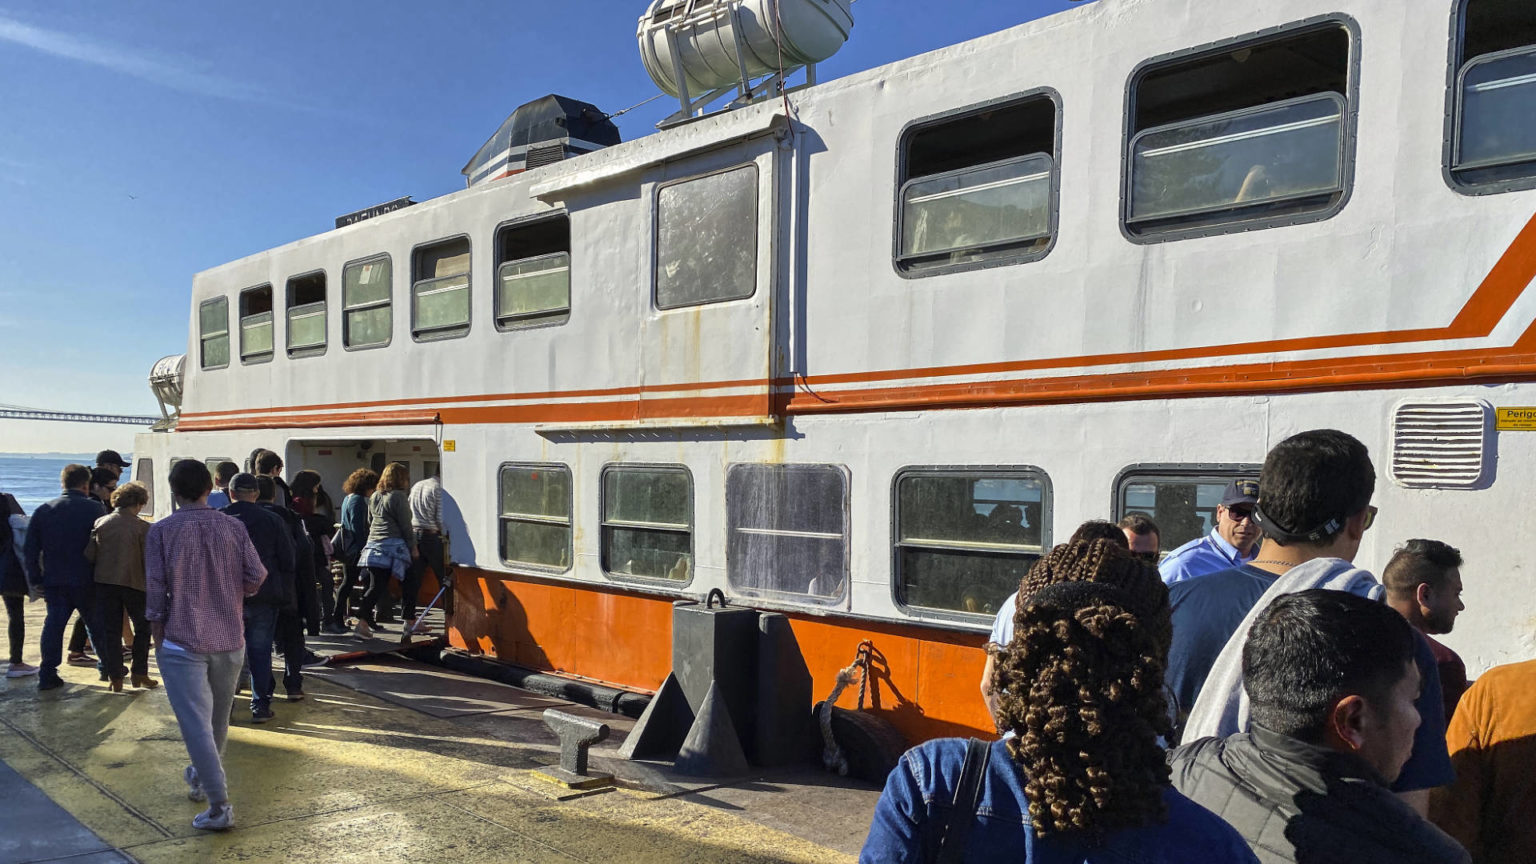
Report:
1450,0,1536,189
726,464,848,603
655,164,757,309
601,465,692,583
1125,21,1353,240
412,237,471,340
499,464,572,571
1114,465,1260,553
343,254,392,348
198,297,229,370
286,271,326,358
239,284,274,364
897,93,1058,275
894,468,1049,618
496,214,571,330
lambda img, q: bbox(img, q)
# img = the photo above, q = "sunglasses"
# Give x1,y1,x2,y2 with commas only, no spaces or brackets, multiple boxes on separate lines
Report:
1131,550,1160,564
1362,505,1378,531
1225,506,1255,521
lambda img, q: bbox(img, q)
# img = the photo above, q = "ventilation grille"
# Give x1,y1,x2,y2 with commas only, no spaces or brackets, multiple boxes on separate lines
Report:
526,143,567,169
1390,401,1489,489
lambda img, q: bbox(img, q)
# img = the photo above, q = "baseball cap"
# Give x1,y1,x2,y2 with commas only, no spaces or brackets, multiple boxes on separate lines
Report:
1220,479,1259,508
96,449,130,468
230,472,260,492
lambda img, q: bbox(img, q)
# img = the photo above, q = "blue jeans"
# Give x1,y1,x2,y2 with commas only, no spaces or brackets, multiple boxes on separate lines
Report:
242,604,279,710
41,585,103,682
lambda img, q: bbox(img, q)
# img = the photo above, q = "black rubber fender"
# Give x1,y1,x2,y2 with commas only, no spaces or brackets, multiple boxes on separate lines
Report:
814,702,908,784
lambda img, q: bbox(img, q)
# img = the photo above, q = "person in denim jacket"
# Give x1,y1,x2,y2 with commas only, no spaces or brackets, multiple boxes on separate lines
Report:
861,572,1256,863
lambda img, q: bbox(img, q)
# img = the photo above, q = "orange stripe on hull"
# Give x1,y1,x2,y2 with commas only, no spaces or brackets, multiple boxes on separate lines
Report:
447,566,994,744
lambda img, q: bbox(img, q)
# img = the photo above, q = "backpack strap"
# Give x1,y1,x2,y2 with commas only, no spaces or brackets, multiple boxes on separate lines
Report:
934,738,992,864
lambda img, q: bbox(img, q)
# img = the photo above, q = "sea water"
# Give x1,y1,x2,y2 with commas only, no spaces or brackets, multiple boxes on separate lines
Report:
0,456,132,515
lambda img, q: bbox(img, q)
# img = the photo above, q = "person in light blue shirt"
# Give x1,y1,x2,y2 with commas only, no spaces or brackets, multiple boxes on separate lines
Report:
1158,479,1262,584
205,462,239,511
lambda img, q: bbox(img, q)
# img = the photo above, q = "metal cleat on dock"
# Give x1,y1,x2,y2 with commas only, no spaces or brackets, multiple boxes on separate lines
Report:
534,709,616,792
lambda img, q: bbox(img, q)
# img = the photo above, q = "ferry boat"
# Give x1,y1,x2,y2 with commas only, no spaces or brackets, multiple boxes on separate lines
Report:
137,0,1536,747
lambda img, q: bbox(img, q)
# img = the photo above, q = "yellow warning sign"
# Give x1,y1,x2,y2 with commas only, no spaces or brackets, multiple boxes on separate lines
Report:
442,439,457,452
1496,408,1536,430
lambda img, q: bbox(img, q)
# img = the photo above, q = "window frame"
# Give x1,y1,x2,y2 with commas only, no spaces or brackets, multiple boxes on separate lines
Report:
284,269,328,359
410,234,473,342
494,211,572,332
198,297,229,371
892,87,1063,279
134,458,154,515
1119,14,1361,244
1110,462,1262,551
238,283,275,366
342,253,393,351
497,462,574,574
652,162,761,311
598,463,695,588
725,462,851,606
1445,1,1536,198
890,465,1053,623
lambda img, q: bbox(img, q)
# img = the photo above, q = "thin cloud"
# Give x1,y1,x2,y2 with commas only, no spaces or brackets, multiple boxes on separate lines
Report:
0,14,318,111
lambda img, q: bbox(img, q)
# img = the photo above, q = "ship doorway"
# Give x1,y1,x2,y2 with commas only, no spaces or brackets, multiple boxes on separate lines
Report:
289,437,441,507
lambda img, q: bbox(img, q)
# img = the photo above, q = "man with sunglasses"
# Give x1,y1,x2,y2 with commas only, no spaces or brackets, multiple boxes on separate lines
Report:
1159,480,1262,584
1168,429,1453,816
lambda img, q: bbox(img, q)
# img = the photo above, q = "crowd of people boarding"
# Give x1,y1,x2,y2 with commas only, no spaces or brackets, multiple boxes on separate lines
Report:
0,449,450,831
861,429,1528,864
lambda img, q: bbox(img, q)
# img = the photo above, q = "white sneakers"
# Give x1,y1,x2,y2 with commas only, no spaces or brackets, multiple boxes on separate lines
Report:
5,661,39,678
192,804,234,831
183,765,206,802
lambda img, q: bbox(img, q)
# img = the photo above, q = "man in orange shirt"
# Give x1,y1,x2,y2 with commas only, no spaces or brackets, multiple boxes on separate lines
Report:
1429,658,1536,863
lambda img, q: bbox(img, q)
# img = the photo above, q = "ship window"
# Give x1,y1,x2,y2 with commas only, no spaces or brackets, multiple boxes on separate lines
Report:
198,297,228,370
285,271,326,358
343,254,392,349
897,93,1058,275
601,465,693,584
726,463,848,604
238,284,274,364
1113,464,1260,553
134,458,153,514
655,164,757,309
1451,0,1536,190
412,237,471,341
894,468,1049,618
1126,21,1353,239
496,214,571,330
499,464,572,572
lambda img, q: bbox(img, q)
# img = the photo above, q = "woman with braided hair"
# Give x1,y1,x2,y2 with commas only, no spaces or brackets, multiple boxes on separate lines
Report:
860,544,1255,863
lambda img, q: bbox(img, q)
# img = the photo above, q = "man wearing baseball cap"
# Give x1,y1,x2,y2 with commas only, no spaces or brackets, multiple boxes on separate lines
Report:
95,450,131,481
1158,479,1263,584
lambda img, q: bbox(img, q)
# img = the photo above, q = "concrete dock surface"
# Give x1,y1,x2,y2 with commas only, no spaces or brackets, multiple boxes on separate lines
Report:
0,601,879,863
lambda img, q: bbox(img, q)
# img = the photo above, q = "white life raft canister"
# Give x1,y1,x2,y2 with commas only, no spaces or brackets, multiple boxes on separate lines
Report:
638,0,854,99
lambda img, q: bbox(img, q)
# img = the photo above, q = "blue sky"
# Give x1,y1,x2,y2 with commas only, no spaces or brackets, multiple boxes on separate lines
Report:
0,0,1084,453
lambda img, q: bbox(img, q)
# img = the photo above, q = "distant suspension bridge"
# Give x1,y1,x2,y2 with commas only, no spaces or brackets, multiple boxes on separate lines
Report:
0,403,160,426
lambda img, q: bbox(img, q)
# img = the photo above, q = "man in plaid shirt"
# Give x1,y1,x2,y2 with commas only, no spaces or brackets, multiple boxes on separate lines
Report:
145,459,266,831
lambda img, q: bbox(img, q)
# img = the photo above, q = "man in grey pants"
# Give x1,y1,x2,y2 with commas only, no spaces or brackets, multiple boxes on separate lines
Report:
145,460,266,831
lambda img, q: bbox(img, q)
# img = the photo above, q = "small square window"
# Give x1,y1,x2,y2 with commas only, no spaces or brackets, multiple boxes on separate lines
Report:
726,464,848,603
601,465,693,583
343,255,392,349
1114,465,1260,553
286,271,326,358
1449,1,1536,190
412,237,471,340
238,285,273,364
198,297,229,370
655,165,757,309
496,215,571,330
499,464,572,571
